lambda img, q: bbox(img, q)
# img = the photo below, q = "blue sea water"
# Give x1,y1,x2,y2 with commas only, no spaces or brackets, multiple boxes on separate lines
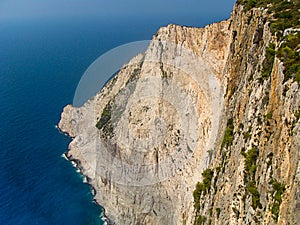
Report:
0,13,232,225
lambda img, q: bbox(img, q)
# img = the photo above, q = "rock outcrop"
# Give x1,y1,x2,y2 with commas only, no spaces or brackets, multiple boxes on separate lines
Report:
59,1,299,225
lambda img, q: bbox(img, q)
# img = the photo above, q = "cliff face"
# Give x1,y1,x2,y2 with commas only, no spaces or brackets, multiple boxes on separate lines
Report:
59,2,299,225
193,3,300,225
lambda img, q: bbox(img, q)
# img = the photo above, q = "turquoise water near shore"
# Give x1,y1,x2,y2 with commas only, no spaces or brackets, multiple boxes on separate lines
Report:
0,13,232,225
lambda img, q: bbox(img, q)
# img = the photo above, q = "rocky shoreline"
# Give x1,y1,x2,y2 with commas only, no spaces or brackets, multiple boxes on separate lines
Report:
65,153,113,225
57,126,113,225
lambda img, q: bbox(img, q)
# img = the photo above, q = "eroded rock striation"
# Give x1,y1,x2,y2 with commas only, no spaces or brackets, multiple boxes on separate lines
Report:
59,2,299,225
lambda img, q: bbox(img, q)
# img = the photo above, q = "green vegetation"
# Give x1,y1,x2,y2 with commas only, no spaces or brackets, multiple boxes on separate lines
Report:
271,203,280,221
232,207,240,217
247,181,262,209
221,119,234,148
237,0,300,84
216,208,221,218
96,103,114,137
268,1,300,37
270,1,299,83
132,68,141,77
193,168,216,225
216,166,221,173
195,215,206,225
242,147,259,179
96,104,112,130
241,147,262,209
242,126,252,140
238,123,244,131
237,0,300,31
126,66,142,85
236,0,263,11
295,107,300,120
191,1,297,222
260,43,276,81
209,208,213,217
193,169,214,211
162,70,168,78
269,179,286,221
265,111,273,120
277,32,300,83
262,94,269,106
257,116,263,125
243,131,252,140
220,153,227,174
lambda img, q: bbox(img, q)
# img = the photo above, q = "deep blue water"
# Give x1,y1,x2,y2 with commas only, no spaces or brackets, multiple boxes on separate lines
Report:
0,13,232,225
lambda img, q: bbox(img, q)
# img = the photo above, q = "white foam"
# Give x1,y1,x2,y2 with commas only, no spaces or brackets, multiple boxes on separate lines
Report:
61,153,68,160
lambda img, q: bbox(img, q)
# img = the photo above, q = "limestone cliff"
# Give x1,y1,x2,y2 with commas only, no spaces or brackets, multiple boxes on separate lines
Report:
192,1,300,224
59,1,299,225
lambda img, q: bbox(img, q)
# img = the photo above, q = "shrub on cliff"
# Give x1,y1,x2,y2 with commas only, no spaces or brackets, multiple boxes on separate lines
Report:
193,169,214,211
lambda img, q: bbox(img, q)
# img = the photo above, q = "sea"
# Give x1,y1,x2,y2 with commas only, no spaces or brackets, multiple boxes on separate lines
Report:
0,12,231,225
